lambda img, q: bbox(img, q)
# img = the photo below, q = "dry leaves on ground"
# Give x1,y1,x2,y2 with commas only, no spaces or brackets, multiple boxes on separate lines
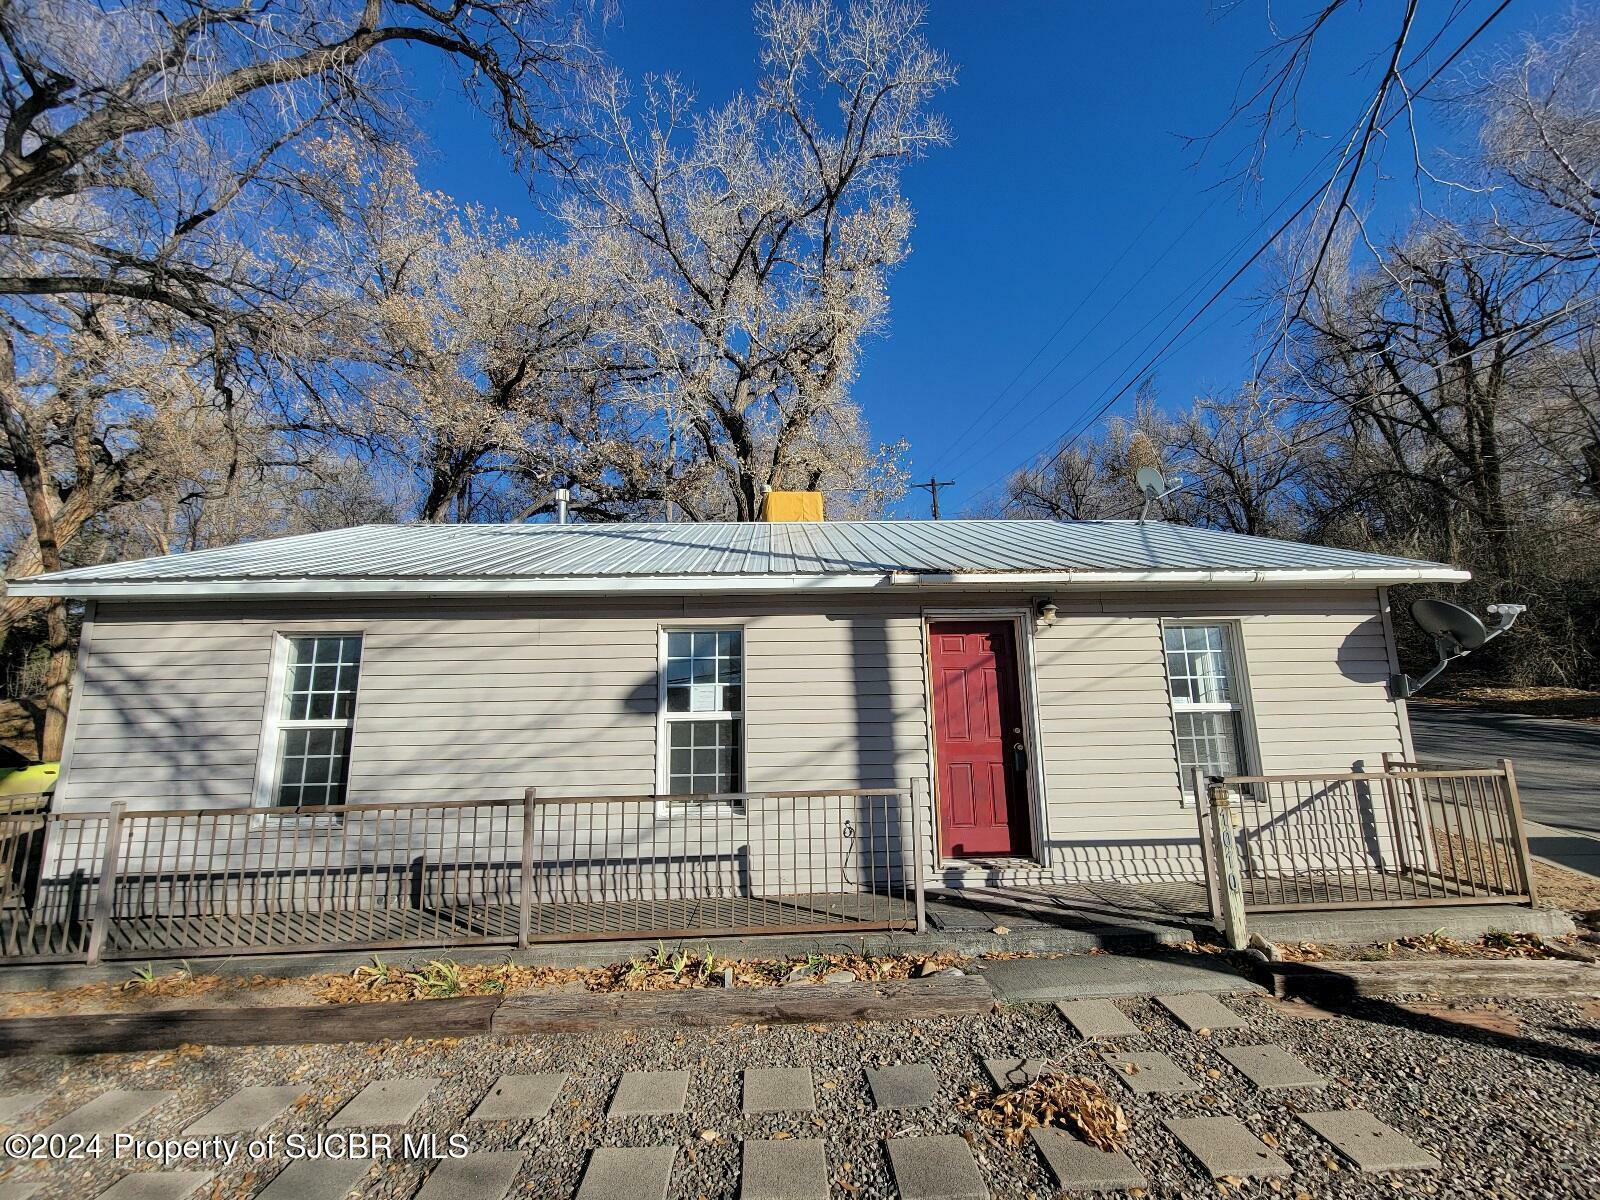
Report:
312,948,972,1004
959,1072,1129,1151
1276,930,1575,964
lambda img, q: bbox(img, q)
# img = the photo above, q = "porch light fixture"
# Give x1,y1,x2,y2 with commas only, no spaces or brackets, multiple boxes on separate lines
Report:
1035,599,1058,629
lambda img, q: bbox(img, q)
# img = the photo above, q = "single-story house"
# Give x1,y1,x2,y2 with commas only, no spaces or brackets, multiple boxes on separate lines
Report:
8,510,1467,910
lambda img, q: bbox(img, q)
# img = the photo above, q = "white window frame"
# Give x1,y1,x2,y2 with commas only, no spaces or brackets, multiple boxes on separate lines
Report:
251,631,365,823
1161,619,1258,804
655,623,746,813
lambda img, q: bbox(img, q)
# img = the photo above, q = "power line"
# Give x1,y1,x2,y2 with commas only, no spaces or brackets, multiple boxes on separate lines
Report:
933,0,1499,492
968,0,1519,508
1086,299,1600,521
926,198,1208,474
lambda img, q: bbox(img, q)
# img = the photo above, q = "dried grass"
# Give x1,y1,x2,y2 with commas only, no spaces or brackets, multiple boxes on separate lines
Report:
310,948,970,1004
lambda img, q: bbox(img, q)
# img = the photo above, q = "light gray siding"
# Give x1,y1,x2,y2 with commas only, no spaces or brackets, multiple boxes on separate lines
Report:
56,587,1407,886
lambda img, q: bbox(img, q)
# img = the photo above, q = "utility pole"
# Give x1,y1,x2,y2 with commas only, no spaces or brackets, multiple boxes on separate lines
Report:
910,477,955,519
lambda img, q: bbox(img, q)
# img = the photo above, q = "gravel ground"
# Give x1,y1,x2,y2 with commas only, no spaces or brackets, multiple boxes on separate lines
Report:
0,992,1596,1199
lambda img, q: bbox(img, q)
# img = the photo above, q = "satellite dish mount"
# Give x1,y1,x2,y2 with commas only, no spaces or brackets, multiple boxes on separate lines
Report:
1391,598,1526,699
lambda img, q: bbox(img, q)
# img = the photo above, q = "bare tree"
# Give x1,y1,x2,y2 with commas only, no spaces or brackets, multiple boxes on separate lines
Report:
567,0,950,519
0,0,590,756
1476,15,1600,262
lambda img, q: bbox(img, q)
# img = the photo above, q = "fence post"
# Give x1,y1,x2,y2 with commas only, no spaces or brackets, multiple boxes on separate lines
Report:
1498,759,1539,905
910,778,928,934
1204,780,1249,950
85,802,126,966
519,788,536,949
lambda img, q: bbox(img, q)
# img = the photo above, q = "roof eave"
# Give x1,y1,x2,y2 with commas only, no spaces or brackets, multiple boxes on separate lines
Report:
4,565,1471,600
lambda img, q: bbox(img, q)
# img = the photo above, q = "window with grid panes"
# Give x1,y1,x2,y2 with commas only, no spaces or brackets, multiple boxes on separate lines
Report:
662,629,742,796
1164,622,1251,795
271,635,362,809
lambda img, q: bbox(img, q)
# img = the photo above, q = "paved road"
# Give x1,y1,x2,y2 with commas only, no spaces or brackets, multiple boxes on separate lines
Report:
1409,704,1600,876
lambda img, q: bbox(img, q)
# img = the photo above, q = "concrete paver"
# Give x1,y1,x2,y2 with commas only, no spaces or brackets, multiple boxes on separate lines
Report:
0,1094,46,1126
96,1173,213,1200
1298,1109,1441,1172
182,1086,303,1135
607,1071,689,1116
740,1137,830,1200
1163,1116,1292,1179
413,1151,524,1200
1055,999,1139,1038
468,1074,567,1122
326,1079,437,1129
885,1134,988,1200
1219,1045,1327,1090
1154,993,1249,1031
1099,1050,1201,1095
1028,1127,1147,1192
982,1058,1048,1091
975,956,1255,1001
42,1091,173,1137
865,1064,940,1110
742,1067,815,1114
575,1146,676,1200
257,1158,375,1200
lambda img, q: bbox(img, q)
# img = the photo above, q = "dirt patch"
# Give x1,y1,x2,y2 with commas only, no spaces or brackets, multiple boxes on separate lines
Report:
1396,1002,1523,1037
1534,858,1600,914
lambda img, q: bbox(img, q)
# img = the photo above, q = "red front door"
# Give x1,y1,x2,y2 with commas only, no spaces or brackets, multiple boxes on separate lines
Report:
929,621,1032,858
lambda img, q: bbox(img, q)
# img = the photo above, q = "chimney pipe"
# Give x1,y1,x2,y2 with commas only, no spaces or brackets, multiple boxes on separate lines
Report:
554,487,570,525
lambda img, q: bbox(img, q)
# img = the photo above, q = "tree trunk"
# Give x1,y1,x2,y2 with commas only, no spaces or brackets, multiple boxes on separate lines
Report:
37,600,71,760
0,331,72,759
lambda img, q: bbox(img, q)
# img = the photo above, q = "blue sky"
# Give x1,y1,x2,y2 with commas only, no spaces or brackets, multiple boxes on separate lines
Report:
398,1,1568,516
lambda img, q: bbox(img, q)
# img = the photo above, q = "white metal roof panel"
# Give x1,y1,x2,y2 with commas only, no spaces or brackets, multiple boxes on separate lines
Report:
5,520,1468,598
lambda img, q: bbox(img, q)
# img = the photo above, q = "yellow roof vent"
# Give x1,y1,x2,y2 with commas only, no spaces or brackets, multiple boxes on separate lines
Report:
762,490,825,522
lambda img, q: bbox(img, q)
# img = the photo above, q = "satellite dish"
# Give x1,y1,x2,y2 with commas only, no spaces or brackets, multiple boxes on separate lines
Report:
1411,598,1488,653
1391,596,1523,699
1135,467,1167,499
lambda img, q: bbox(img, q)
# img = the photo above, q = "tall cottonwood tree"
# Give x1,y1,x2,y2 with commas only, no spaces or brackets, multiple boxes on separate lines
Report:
0,0,590,756
567,0,950,519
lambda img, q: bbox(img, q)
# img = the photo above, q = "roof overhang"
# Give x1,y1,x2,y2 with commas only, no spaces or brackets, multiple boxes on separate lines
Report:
3,564,1471,600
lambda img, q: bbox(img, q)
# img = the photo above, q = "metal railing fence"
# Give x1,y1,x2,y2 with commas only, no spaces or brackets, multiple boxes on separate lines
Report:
0,786,925,965
1197,760,1536,917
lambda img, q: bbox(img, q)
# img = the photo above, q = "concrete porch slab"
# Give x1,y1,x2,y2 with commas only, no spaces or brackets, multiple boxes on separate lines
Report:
972,954,1259,1003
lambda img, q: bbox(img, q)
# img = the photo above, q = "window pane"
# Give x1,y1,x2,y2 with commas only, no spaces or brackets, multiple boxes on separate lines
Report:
1175,711,1242,782
275,725,352,808
663,628,742,716
1165,624,1233,706
667,719,740,794
283,636,362,721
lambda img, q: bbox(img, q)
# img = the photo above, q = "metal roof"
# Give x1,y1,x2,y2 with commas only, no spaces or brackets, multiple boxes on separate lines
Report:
4,520,1467,600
